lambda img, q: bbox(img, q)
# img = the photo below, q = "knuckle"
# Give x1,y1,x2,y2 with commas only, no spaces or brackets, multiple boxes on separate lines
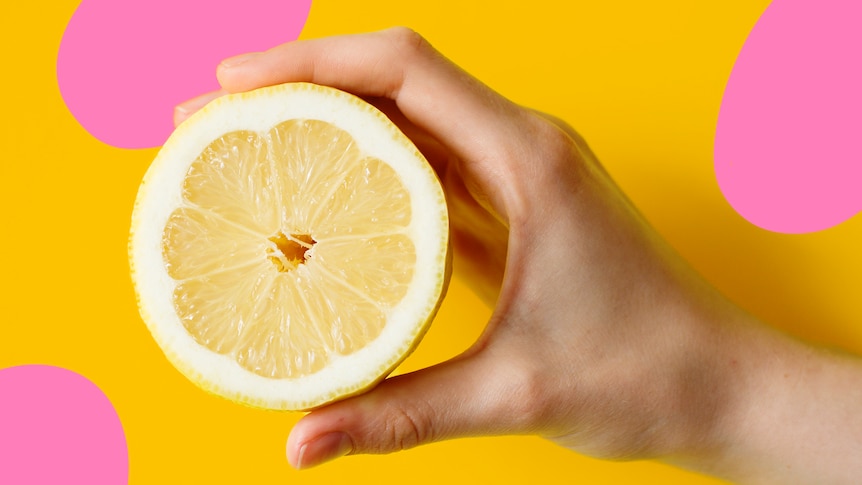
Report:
531,114,582,161
375,27,434,97
533,111,588,149
508,371,549,430
384,26,430,55
381,402,434,452
521,113,593,193
487,357,552,432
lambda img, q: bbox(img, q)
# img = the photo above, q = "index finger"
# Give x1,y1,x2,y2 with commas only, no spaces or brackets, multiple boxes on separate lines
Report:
215,28,535,212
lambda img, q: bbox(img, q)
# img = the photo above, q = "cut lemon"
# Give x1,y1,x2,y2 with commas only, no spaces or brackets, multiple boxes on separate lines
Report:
129,83,450,411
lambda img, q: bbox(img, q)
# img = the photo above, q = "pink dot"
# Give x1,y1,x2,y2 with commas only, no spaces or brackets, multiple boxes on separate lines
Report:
57,0,312,149
715,0,862,233
0,365,128,484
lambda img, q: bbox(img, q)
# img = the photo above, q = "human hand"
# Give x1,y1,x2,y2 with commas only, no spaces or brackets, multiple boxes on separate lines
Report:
175,28,862,484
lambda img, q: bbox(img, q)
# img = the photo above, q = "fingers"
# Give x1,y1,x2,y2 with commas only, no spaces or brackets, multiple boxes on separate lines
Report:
209,28,533,217
286,349,539,469
215,28,521,140
214,27,513,137
173,28,545,219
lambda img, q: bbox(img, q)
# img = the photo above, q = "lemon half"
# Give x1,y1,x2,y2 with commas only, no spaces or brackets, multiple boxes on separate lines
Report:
130,83,450,411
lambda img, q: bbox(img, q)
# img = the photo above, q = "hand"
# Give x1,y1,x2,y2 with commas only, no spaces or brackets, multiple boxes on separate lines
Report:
176,28,862,484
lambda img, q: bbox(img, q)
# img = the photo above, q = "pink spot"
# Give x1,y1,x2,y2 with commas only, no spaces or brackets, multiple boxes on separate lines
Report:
715,0,862,233
0,365,128,484
57,0,312,149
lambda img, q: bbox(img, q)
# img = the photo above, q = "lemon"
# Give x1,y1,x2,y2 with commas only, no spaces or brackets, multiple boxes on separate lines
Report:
129,83,450,411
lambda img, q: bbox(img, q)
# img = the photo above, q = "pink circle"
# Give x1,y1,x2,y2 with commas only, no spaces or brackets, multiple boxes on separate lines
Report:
0,365,128,484
57,0,312,149
715,0,862,233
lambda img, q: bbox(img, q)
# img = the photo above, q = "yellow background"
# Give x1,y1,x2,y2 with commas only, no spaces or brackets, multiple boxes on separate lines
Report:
3,0,860,483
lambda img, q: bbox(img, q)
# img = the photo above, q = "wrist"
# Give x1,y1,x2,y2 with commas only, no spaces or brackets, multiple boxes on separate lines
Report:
659,297,862,484
693,335,862,484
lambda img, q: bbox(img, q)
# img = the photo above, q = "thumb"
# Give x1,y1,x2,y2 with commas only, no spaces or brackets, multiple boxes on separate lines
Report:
286,348,531,469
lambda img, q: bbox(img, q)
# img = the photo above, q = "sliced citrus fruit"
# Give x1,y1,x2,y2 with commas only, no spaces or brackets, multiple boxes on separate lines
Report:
129,82,450,411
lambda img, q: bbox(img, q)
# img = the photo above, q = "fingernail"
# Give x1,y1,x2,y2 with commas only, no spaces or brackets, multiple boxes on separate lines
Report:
173,105,192,127
295,432,353,470
173,90,225,126
173,104,191,126
219,52,261,69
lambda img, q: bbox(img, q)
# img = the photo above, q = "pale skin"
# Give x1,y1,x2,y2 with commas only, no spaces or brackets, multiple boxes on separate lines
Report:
175,28,862,485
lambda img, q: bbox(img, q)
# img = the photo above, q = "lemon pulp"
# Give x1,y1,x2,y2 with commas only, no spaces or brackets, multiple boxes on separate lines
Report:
162,119,416,379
